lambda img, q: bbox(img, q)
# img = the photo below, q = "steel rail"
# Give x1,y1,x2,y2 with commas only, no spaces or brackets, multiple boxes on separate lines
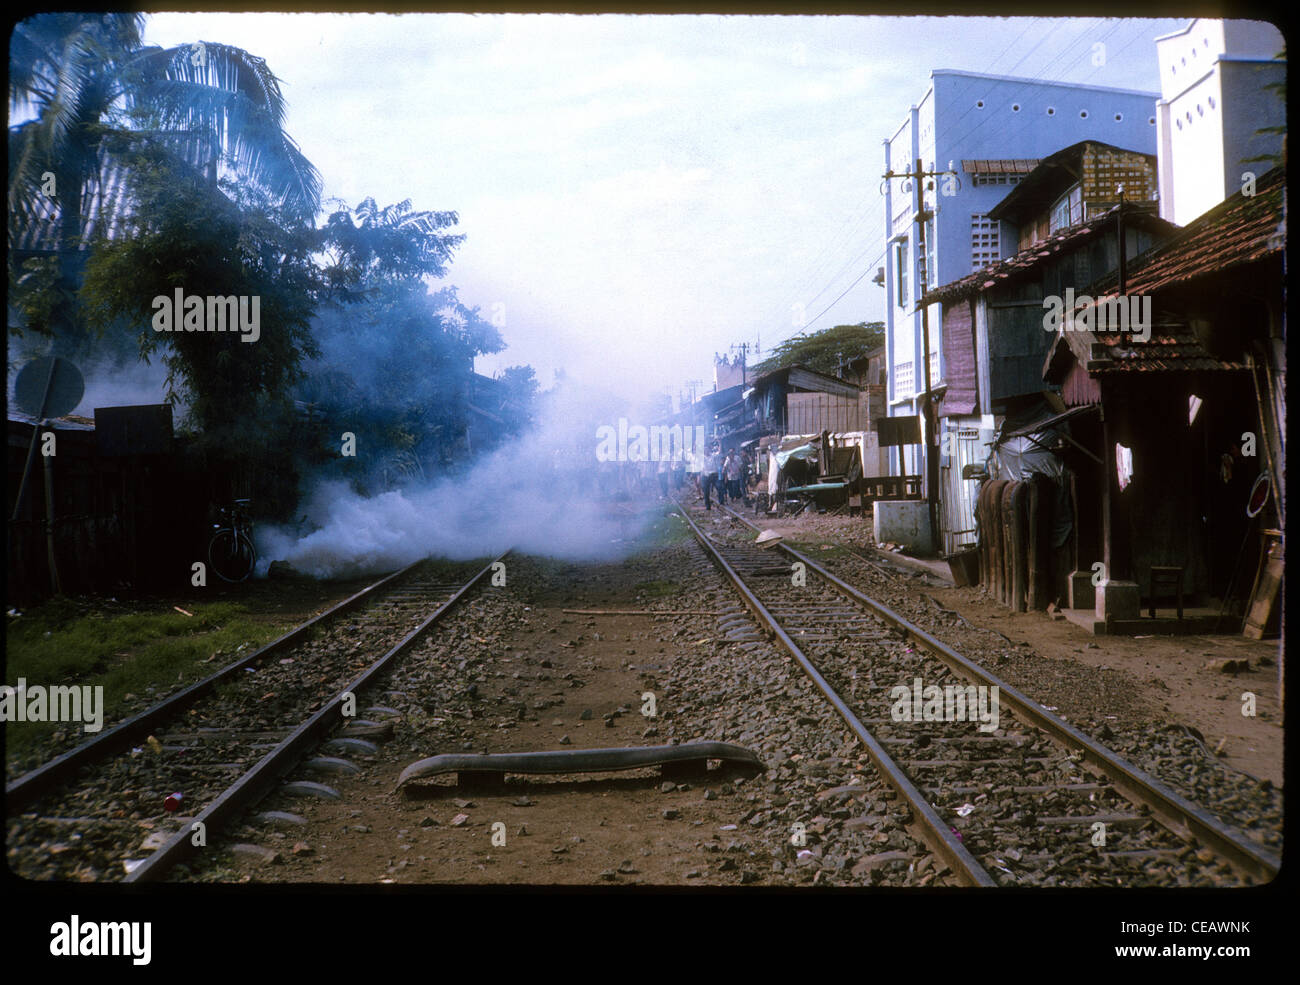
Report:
123,551,507,883
674,502,996,887
6,559,426,812
720,504,1281,883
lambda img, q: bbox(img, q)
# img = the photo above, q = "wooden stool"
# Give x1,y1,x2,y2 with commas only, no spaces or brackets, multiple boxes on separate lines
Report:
1149,566,1184,619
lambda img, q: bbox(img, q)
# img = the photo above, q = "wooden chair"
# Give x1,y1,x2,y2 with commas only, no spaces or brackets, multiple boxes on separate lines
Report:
1149,566,1185,619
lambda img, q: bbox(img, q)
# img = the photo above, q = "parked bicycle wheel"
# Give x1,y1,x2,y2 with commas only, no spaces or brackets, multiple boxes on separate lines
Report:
209,529,256,582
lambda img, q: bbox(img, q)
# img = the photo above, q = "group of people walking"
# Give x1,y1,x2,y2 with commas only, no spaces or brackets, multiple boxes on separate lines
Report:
699,445,747,510
647,442,753,508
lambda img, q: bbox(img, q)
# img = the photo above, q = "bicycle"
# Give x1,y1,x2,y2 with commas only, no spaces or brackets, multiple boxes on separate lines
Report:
208,499,257,582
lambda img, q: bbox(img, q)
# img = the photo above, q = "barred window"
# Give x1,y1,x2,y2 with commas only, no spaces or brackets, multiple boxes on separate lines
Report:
894,360,914,396
970,213,1000,270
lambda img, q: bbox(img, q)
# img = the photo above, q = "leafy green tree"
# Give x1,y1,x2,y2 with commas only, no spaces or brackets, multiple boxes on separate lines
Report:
78,150,319,437
9,13,321,357
300,198,506,488
316,197,463,300
493,364,540,434
752,321,885,377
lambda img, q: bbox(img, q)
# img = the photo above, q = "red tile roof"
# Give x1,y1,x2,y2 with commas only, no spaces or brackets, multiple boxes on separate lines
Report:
1093,165,1285,297
920,205,1178,307
1046,167,1286,376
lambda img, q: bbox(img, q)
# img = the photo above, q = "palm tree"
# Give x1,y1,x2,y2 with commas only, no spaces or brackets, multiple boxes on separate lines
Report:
9,12,322,334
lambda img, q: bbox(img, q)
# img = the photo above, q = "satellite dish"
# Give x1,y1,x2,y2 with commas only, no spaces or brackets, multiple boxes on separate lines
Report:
14,355,84,420
1246,472,1271,518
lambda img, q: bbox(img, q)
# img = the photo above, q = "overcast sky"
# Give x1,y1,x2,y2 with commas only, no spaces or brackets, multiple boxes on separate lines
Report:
141,12,1190,404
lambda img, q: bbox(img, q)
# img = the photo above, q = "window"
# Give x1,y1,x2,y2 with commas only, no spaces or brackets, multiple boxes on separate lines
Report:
895,241,908,308
928,349,940,385
1049,184,1083,233
973,174,1025,187
894,360,914,397
970,213,1000,269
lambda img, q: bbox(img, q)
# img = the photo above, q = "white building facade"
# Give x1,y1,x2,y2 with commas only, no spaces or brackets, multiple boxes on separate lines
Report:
1154,19,1286,226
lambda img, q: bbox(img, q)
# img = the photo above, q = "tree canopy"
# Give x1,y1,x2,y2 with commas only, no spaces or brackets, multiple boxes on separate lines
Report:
751,321,885,378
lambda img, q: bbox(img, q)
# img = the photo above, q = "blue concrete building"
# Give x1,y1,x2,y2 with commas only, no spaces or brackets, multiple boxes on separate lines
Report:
880,69,1161,519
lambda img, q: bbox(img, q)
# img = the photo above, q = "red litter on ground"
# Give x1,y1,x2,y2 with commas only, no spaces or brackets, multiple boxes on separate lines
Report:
164,793,183,812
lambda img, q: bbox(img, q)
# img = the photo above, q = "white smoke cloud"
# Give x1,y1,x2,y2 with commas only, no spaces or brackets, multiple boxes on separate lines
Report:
255,380,660,579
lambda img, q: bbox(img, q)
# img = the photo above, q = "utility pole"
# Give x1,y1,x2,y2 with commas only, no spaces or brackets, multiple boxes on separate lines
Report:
879,158,959,555
729,342,751,385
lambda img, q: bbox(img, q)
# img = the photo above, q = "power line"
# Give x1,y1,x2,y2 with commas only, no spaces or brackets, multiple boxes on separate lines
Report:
799,249,884,335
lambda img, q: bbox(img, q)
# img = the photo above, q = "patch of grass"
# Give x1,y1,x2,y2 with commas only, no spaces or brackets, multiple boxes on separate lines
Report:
636,506,694,549
4,598,303,759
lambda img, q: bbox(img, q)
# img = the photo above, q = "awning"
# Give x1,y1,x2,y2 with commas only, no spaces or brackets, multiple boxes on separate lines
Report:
998,403,1098,441
773,442,818,471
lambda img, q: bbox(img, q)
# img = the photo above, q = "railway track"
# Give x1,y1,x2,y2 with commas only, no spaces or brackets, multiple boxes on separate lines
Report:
6,555,502,883
675,498,1280,887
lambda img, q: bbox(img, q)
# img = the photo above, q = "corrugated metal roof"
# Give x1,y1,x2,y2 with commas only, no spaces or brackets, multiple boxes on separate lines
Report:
9,159,135,254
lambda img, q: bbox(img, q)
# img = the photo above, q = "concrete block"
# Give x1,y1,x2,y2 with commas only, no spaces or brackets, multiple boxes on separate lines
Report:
1068,570,1096,610
1095,579,1140,622
873,500,933,555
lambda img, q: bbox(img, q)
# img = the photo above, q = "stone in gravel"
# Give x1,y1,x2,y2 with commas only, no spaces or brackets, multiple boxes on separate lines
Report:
513,796,534,807
303,756,361,776
291,842,313,856
719,824,737,831
420,816,437,827
642,727,659,738
717,858,738,872
1205,658,1249,674
551,845,568,854
704,789,717,801
517,825,529,837
580,709,593,720
617,860,638,874
851,850,909,878
660,781,676,793
662,808,680,820
366,706,403,719
255,811,308,830
558,735,571,745
450,813,470,827
843,816,879,832
599,870,618,881
686,870,702,878
453,798,476,809
281,781,341,801
351,824,372,833
231,843,281,864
